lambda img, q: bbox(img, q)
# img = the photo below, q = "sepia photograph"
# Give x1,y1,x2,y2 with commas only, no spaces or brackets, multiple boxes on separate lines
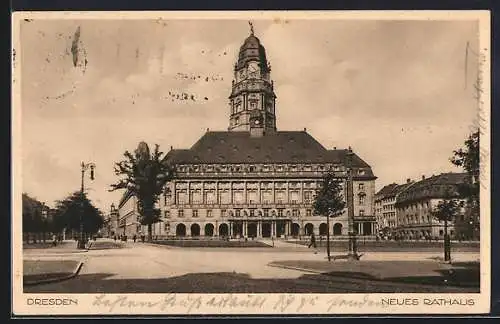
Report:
12,11,490,315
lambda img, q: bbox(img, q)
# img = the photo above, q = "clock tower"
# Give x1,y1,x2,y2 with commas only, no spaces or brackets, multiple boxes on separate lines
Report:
228,23,277,136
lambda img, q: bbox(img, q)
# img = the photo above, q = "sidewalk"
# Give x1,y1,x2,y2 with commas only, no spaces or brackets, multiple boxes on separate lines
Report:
23,240,88,286
23,259,83,286
257,238,310,249
23,240,89,256
268,259,480,288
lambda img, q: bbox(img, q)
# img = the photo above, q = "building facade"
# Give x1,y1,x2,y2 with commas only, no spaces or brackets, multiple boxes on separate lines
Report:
394,173,467,240
374,180,415,237
117,29,378,239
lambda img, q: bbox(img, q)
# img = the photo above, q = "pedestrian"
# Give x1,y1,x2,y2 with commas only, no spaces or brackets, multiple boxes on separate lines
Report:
133,234,137,243
113,235,117,242
52,234,57,247
308,233,317,249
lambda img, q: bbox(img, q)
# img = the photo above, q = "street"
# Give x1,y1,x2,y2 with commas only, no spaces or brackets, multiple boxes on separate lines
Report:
23,239,480,293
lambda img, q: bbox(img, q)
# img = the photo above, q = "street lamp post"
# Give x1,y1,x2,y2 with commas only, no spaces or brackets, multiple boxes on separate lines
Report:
346,147,359,261
78,161,96,249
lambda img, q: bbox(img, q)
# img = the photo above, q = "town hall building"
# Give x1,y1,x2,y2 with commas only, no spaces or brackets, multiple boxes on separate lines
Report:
117,27,377,240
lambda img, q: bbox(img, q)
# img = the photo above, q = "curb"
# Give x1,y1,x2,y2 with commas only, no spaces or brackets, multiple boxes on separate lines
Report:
268,263,324,275
267,263,479,289
23,261,84,286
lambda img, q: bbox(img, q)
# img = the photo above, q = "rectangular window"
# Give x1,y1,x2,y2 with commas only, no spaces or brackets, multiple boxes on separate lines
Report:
292,209,299,217
248,190,258,204
276,190,285,204
306,209,312,216
358,183,365,191
235,209,241,217
221,209,226,217
359,195,365,205
304,191,312,203
220,190,230,204
233,190,244,204
207,210,212,218
164,210,170,218
278,209,284,217
178,209,184,218
263,209,269,217
250,209,255,217
192,190,202,204
359,209,365,217
290,190,300,204
262,190,272,204
205,190,216,204
192,210,198,218
177,191,187,205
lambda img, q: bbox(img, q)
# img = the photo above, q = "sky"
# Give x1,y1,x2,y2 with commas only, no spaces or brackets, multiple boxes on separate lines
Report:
17,16,481,212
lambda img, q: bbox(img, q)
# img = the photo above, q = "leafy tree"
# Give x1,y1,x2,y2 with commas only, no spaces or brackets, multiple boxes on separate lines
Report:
431,198,462,262
22,193,43,243
313,172,346,261
52,191,104,237
110,142,175,242
450,130,480,179
450,130,480,240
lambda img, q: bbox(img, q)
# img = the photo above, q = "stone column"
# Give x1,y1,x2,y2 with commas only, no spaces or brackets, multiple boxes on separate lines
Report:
272,220,276,237
201,181,205,205
258,221,262,238
173,183,177,206
230,182,233,205
243,220,247,237
216,181,219,205
187,181,191,205
258,181,261,204
244,181,248,205
300,181,304,204
286,181,290,204
229,222,233,237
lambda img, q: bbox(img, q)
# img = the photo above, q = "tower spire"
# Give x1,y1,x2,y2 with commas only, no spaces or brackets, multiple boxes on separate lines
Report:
229,29,277,133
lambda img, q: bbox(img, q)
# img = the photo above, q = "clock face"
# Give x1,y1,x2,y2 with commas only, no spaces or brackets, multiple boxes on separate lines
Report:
248,62,259,72
248,62,260,78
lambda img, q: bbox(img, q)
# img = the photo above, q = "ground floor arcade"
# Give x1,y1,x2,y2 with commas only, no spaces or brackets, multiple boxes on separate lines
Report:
170,219,376,239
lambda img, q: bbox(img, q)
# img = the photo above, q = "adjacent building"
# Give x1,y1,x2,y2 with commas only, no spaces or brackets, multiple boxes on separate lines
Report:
374,179,415,237
394,173,468,240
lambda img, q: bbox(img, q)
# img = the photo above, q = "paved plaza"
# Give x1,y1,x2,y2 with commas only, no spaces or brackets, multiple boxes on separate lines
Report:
23,239,480,293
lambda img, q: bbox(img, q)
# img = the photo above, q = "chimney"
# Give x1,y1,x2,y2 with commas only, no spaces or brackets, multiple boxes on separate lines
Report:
206,128,210,132
333,146,337,150
170,145,173,150
406,178,411,184
348,146,352,152
422,175,425,180
303,127,307,132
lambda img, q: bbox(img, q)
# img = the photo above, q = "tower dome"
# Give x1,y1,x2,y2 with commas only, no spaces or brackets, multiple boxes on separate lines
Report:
235,34,270,72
